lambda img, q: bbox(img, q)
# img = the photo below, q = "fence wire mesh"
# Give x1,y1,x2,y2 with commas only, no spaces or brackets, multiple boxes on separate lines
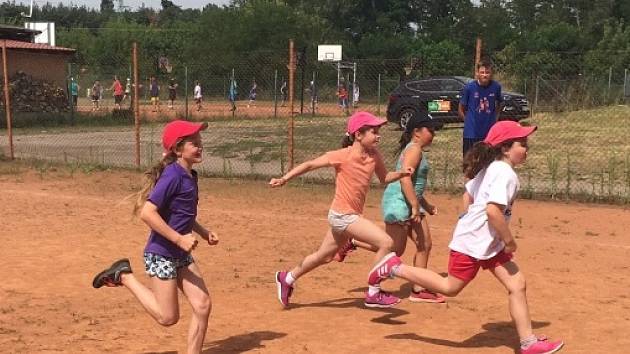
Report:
1,46,629,203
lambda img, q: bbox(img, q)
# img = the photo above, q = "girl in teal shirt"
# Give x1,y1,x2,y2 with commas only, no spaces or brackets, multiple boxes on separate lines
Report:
380,112,445,303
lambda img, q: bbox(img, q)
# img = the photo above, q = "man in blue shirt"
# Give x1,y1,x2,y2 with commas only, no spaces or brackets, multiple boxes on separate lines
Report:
458,60,503,156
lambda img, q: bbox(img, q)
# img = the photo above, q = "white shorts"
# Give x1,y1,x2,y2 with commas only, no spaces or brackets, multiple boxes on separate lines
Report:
327,210,359,234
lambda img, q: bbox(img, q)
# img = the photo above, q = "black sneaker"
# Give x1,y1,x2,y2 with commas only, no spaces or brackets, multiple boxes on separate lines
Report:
92,258,132,288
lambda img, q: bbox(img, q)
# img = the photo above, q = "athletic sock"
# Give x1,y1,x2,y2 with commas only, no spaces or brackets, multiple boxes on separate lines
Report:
391,264,401,277
520,335,537,349
285,271,296,285
367,285,381,296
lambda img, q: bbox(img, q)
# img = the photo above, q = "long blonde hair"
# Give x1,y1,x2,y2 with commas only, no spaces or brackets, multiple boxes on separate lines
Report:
132,151,178,215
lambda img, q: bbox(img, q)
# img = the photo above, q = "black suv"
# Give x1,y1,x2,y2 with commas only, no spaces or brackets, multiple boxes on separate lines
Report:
386,76,530,129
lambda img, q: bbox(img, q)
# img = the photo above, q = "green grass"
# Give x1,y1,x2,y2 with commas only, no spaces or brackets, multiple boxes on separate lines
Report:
2,105,629,203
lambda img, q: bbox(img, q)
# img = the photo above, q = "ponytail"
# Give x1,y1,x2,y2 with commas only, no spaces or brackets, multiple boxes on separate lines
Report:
341,126,371,148
463,139,517,179
397,130,413,155
132,151,178,215
341,133,354,148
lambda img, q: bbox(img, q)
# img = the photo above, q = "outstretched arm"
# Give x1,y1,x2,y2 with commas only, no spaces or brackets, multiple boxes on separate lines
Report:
269,154,331,187
375,153,414,185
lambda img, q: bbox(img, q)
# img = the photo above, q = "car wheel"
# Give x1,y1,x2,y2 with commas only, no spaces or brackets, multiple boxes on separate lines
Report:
398,108,416,130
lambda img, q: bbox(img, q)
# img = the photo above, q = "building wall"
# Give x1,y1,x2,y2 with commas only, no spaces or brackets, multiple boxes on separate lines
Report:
1,50,71,88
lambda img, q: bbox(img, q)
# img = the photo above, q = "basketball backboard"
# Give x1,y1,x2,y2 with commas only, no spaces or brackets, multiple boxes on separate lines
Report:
318,45,342,62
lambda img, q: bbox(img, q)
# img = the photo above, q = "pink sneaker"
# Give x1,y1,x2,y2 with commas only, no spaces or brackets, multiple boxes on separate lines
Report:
364,291,401,308
368,252,402,286
333,239,356,262
521,336,564,354
408,289,446,303
275,271,294,308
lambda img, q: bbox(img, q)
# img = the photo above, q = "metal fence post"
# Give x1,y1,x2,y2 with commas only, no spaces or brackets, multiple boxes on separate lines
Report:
133,42,140,168
68,62,75,126
534,75,539,116
624,68,628,101
608,66,612,103
274,69,278,118
377,73,381,115
312,71,316,117
2,40,14,160
288,39,296,169
184,65,189,120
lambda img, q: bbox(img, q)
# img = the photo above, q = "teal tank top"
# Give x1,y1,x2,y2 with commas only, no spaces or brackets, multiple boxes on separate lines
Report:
381,142,430,222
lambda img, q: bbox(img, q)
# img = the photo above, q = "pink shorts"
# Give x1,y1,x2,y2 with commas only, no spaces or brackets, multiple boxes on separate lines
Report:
448,250,513,282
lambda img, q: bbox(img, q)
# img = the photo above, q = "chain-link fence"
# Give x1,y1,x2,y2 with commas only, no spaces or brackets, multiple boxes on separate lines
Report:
1,43,630,203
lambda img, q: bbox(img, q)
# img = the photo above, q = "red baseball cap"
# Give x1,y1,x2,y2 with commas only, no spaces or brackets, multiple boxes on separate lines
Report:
483,121,537,147
347,111,387,134
162,120,208,151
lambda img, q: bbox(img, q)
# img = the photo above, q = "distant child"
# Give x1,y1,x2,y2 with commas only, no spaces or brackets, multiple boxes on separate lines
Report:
109,76,124,110
150,76,160,112
352,83,360,108
280,80,287,107
123,78,132,103
69,77,79,108
309,80,318,113
168,78,178,109
194,81,203,111
337,84,348,109
228,78,237,112
92,120,219,354
271,112,414,308
368,121,564,354
247,79,257,108
91,80,102,111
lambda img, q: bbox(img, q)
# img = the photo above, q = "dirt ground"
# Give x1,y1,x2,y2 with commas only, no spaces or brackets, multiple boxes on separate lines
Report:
1,164,629,353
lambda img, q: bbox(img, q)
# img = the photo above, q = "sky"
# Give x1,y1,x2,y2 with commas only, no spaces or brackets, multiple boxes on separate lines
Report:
18,0,231,10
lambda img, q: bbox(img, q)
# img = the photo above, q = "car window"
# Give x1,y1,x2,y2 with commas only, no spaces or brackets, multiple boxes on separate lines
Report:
405,80,441,92
440,79,464,91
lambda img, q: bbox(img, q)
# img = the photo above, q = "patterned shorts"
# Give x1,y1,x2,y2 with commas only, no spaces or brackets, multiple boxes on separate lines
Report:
144,252,194,280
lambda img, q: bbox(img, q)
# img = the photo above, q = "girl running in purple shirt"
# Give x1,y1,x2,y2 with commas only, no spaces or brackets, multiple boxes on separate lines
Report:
92,120,218,354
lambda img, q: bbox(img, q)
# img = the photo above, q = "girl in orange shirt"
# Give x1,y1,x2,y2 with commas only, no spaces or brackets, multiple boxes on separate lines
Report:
270,111,413,308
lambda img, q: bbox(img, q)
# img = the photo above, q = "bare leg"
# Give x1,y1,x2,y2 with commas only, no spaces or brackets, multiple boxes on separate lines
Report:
409,217,431,292
344,217,393,262
351,222,407,255
394,264,468,297
290,229,346,279
120,273,180,326
385,223,410,257
178,262,211,354
352,239,377,252
490,261,533,340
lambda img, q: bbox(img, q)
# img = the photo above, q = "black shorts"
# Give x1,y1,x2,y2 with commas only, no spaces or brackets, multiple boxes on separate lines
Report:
169,91,176,100
114,95,123,104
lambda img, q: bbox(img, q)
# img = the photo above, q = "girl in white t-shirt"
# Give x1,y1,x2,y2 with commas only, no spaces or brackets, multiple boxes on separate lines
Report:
366,121,564,354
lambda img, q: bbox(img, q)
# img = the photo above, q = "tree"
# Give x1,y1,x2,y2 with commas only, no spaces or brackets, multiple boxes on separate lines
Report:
100,0,115,13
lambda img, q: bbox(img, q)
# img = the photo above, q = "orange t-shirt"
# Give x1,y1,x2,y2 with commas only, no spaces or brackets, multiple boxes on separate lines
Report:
325,147,386,214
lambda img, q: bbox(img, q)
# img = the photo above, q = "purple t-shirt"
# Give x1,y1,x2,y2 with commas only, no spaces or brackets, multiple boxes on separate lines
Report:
144,162,198,259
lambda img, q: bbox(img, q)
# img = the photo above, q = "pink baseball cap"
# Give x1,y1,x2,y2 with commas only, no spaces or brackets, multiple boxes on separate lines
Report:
484,121,537,147
347,111,387,134
162,120,208,151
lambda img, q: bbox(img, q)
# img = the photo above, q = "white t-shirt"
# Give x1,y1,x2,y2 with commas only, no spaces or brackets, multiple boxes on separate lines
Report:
449,160,519,260
194,85,202,99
